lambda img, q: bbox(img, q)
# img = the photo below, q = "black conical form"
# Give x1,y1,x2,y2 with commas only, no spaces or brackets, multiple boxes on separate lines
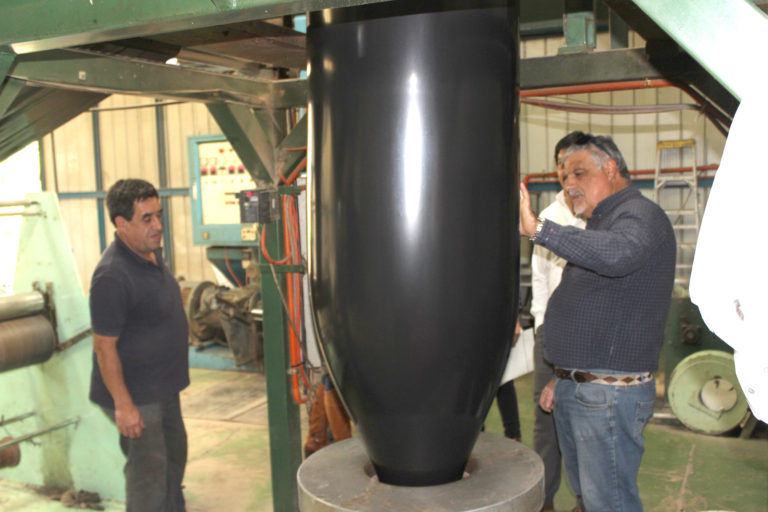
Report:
308,1,519,486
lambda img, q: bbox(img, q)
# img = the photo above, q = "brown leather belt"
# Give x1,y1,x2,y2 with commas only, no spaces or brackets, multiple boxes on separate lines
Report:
554,368,653,386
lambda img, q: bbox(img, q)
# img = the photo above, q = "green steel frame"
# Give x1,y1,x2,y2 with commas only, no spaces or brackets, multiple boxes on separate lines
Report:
0,0,392,54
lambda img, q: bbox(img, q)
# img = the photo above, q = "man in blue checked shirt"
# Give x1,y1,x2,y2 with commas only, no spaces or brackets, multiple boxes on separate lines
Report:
519,133,675,512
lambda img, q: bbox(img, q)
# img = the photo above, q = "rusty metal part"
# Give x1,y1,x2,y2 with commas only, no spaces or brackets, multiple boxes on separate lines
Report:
0,314,56,373
0,437,21,468
57,328,93,351
0,411,36,427
0,291,45,322
0,417,80,450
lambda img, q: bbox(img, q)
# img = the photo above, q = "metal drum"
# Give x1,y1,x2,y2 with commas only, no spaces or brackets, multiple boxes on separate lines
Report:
308,1,519,486
0,313,56,373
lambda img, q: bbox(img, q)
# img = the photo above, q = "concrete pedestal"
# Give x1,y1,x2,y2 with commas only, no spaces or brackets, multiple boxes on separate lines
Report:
297,433,544,512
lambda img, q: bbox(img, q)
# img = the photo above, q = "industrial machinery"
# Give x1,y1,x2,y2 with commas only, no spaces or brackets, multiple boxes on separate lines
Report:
0,194,124,500
186,135,268,370
1,1,766,510
179,279,264,368
301,3,545,510
661,294,751,435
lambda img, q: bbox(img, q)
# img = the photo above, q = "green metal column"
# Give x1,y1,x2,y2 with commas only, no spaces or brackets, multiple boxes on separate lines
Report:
259,220,302,512
0,50,20,118
0,49,14,82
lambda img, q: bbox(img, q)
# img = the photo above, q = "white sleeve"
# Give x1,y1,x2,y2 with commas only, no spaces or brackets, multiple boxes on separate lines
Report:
530,245,551,330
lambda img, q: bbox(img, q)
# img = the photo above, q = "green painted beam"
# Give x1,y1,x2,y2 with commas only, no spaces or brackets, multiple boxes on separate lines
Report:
206,102,274,184
0,0,392,54
627,0,768,101
0,49,15,83
11,50,275,107
0,78,25,117
259,222,302,512
277,115,307,180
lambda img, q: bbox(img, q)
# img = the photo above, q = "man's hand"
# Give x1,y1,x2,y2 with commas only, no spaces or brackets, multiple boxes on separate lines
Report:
519,182,539,237
539,379,555,413
93,334,145,438
512,319,522,347
115,402,145,439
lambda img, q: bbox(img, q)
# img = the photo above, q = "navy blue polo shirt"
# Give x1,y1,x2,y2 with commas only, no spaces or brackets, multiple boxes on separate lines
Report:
89,235,189,408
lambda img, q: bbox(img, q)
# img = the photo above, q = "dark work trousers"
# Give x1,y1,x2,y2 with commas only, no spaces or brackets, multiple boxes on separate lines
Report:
496,380,521,440
104,394,187,512
533,326,561,509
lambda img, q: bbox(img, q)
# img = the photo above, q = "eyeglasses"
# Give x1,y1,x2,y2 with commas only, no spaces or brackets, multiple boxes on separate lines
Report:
573,133,613,160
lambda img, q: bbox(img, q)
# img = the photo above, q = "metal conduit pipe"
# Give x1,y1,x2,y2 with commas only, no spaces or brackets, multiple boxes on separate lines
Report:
524,164,720,185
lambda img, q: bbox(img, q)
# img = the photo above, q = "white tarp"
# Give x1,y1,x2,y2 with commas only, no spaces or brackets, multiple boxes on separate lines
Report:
689,93,768,422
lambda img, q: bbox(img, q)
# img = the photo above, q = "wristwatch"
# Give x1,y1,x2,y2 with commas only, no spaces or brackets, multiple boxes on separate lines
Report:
530,217,545,242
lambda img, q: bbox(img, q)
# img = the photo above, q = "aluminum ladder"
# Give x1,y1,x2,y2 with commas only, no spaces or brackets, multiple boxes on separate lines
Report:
653,139,700,286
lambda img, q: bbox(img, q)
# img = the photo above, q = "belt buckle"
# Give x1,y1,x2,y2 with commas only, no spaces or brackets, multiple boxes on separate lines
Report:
570,369,587,383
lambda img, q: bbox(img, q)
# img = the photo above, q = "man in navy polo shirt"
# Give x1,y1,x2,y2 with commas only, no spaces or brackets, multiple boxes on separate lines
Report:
89,179,189,512
520,134,675,512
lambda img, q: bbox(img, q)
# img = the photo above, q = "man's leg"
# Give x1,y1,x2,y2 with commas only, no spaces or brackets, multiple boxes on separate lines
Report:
552,379,582,505
556,379,654,512
163,395,188,512
533,327,561,509
106,403,169,512
497,380,521,440
613,382,655,511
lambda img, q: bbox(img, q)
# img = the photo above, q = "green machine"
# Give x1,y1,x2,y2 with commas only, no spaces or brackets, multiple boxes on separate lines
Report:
661,291,751,435
0,193,124,500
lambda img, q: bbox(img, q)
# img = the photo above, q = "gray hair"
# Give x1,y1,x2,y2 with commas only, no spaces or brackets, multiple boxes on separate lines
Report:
562,133,630,180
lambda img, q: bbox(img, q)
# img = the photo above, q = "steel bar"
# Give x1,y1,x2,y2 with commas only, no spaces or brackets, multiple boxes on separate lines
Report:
0,200,38,208
0,417,80,450
0,412,36,427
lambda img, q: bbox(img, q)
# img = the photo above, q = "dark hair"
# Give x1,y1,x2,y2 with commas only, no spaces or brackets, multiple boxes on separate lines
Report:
554,131,587,165
106,179,159,225
562,133,630,180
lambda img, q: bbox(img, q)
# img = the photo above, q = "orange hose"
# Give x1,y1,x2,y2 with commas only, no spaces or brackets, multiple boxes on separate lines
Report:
520,79,674,98
224,248,243,287
261,223,291,265
280,158,307,185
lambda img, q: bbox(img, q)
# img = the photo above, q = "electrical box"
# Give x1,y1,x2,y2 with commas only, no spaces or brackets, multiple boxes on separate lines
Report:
188,135,260,245
238,188,279,224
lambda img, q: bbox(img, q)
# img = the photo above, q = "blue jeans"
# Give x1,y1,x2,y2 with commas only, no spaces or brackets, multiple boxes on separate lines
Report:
104,394,187,512
554,377,655,512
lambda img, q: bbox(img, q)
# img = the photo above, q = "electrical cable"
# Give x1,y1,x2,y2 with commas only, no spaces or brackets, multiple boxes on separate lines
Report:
224,248,243,287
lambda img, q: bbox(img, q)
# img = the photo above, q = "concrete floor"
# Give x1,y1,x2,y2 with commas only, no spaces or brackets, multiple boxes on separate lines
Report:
2,368,766,511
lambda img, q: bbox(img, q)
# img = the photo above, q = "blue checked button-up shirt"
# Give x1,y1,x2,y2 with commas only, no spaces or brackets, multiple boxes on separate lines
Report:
537,186,676,372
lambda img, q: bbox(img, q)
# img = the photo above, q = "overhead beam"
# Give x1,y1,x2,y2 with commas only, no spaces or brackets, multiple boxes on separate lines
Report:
0,0,392,54
520,48,663,89
0,87,107,162
0,78,25,117
10,49,280,107
0,49,14,83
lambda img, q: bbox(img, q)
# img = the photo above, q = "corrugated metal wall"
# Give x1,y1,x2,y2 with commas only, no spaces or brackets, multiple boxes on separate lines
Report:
40,97,221,292
41,32,726,293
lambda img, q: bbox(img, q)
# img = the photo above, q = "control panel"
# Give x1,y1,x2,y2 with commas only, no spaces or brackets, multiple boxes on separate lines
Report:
198,140,256,225
189,135,260,246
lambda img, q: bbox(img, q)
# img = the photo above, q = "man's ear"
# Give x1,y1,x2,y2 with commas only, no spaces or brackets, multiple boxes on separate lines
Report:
115,215,127,231
604,158,619,181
